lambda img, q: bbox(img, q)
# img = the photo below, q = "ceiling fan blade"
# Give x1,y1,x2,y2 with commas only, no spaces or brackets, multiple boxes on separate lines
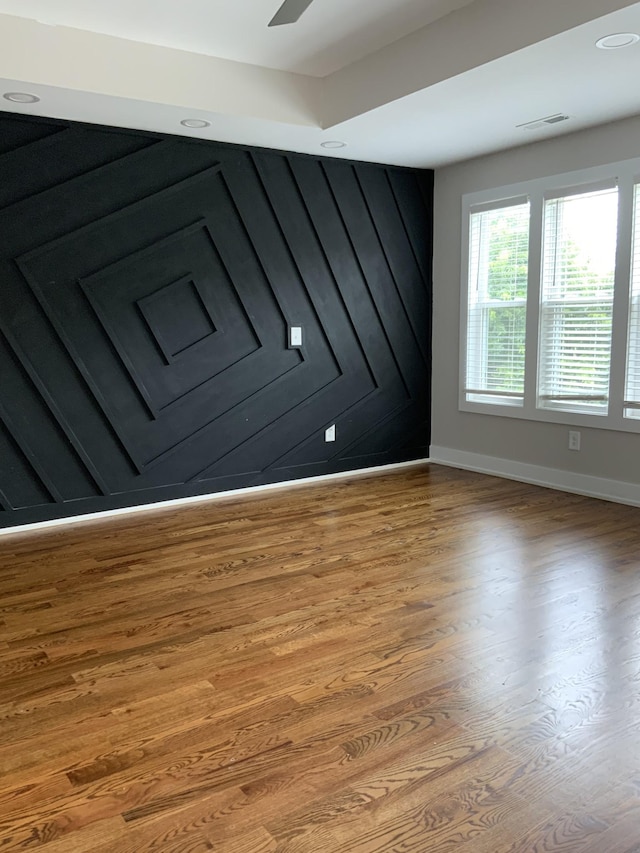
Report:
268,0,315,27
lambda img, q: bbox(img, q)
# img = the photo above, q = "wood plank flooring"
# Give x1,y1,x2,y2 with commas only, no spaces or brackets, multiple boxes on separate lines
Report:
1,463,640,852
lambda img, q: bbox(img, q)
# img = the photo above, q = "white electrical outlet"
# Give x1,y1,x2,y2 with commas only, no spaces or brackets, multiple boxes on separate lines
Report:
568,430,581,451
289,326,302,347
325,424,336,442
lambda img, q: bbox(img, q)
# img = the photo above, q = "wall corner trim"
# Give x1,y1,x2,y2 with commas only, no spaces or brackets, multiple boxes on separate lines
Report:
0,458,431,537
429,446,640,508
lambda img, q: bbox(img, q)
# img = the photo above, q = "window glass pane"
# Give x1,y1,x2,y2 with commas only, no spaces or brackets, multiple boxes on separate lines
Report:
538,187,618,414
625,184,640,419
466,202,529,405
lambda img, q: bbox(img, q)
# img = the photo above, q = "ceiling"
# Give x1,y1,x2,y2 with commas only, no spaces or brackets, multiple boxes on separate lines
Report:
0,0,639,168
0,0,478,77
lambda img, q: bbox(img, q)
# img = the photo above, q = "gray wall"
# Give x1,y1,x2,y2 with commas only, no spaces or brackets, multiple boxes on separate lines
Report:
432,115,640,487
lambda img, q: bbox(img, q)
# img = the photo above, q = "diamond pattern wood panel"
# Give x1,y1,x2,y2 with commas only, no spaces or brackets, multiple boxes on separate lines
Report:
0,113,433,527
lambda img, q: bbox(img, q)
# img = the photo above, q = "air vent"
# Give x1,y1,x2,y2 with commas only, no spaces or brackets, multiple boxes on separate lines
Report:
517,114,571,132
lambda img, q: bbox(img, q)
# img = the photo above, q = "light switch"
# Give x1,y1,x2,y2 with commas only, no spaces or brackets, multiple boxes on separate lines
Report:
325,424,336,442
289,325,302,347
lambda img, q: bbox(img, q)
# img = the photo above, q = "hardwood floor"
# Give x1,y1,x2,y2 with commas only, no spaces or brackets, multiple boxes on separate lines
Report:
1,463,640,852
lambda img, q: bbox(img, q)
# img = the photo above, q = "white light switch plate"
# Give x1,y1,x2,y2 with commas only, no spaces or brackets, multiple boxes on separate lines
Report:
325,424,336,442
289,326,302,347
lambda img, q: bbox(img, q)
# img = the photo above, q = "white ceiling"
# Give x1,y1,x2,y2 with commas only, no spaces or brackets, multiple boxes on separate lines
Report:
0,0,639,168
0,0,477,76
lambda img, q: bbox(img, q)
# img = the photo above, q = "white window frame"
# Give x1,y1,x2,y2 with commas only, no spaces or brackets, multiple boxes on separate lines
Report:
465,196,530,408
459,158,639,434
624,183,640,420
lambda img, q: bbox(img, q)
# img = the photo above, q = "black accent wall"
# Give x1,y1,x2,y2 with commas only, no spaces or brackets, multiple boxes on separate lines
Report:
0,113,433,528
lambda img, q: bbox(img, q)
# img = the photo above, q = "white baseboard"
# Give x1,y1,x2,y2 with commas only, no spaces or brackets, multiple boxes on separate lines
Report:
430,446,640,508
0,458,431,536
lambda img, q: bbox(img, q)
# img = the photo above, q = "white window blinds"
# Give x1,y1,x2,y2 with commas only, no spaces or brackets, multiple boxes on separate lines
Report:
625,183,640,420
465,200,530,405
538,186,618,414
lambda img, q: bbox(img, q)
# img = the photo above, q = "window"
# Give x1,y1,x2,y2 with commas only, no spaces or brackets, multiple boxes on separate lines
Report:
625,184,640,420
466,200,529,406
538,186,618,414
460,160,640,433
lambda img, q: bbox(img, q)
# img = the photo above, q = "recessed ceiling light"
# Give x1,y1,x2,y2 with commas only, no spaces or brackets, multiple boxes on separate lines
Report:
596,32,640,49
321,140,346,149
3,92,40,104
180,119,211,129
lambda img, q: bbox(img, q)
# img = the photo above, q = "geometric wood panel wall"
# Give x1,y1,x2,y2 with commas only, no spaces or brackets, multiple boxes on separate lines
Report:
0,113,433,527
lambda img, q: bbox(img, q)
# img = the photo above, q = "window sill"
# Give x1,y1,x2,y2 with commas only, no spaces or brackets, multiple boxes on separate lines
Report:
459,398,640,434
